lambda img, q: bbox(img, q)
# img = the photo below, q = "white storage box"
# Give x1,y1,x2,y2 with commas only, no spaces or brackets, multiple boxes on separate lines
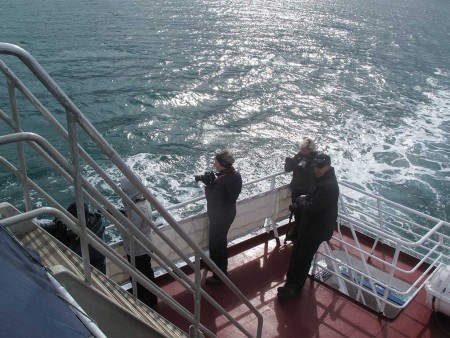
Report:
425,265,450,316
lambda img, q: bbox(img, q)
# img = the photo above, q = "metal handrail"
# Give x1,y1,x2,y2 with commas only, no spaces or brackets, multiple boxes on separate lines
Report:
164,170,286,213
0,42,263,338
339,180,446,225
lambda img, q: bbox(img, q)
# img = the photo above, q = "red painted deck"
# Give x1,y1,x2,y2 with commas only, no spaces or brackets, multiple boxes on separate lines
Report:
156,230,450,337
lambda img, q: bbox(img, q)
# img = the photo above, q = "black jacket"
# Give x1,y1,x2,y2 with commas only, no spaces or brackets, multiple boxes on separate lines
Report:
72,212,105,269
295,167,339,241
43,212,105,271
285,151,317,201
205,167,242,225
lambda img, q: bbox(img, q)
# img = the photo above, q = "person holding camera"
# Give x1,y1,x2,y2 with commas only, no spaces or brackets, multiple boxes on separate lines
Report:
197,150,242,285
277,153,339,300
119,175,157,309
284,137,318,241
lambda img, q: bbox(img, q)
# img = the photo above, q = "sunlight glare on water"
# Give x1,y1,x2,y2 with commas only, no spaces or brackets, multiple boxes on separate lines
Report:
0,0,449,222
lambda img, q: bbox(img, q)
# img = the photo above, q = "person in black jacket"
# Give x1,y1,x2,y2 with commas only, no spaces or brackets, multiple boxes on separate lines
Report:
277,153,339,300
284,137,318,241
200,150,242,285
43,202,106,273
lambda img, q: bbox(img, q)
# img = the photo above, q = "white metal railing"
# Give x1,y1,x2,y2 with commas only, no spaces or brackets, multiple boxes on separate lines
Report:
105,173,290,281
107,172,291,247
311,181,450,317
0,42,263,338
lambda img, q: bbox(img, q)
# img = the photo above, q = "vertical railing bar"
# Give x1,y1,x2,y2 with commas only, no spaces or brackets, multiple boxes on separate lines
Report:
129,240,138,302
270,174,276,190
344,220,380,308
369,198,383,256
7,80,32,211
324,241,350,294
379,243,402,315
66,111,92,284
193,252,202,338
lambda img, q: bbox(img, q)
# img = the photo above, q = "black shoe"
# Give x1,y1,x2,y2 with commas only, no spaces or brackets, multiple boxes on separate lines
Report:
205,275,223,285
277,286,299,300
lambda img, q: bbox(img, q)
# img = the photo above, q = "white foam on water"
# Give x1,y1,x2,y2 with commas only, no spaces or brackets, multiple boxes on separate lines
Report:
329,71,450,215
84,151,209,220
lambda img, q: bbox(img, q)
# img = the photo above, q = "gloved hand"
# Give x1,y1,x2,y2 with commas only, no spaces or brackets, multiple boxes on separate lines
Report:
288,203,298,213
201,172,216,185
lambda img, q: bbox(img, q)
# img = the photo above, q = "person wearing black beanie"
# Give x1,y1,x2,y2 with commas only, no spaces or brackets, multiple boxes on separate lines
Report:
202,150,242,285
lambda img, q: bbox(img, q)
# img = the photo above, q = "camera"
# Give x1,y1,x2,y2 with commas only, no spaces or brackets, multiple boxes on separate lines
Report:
194,171,216,184
285,157,295,165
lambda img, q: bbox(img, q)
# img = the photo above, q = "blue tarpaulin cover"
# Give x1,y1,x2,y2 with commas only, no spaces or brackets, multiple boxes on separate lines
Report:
0,224,92,337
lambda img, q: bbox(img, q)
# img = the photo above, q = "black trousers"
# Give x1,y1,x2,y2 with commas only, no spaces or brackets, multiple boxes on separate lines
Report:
127,254,157,309
286,235,323,291
288,213,301,238
288,198,302,238
208,220,231,276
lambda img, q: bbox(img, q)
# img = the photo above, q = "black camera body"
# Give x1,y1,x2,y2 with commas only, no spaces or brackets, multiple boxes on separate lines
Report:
194,171,216,185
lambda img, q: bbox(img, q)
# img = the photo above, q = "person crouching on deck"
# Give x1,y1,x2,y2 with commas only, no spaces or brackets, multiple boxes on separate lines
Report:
43,202,106,274
199,150,242,285
277,153,339,300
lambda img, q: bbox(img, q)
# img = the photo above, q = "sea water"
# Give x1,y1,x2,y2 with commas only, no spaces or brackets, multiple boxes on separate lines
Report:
1,0,449,227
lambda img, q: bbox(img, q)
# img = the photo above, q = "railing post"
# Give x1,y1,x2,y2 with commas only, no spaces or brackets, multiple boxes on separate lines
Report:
377,198,383,229
66,110,92,284
8,80,32,211
379,243,402,315
338,193,349,216
369,198,384,256
191,251,202,338
270,174,276,190
129,240,138,301
267,174,279,239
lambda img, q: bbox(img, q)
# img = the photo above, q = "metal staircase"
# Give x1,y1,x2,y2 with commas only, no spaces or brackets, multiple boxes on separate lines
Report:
0,42,263,338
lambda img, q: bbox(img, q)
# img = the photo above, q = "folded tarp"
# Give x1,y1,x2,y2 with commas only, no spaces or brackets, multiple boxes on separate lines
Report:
0,223,92,338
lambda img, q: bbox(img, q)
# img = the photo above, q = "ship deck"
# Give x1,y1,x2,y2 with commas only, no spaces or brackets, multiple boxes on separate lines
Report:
156,228,450,338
